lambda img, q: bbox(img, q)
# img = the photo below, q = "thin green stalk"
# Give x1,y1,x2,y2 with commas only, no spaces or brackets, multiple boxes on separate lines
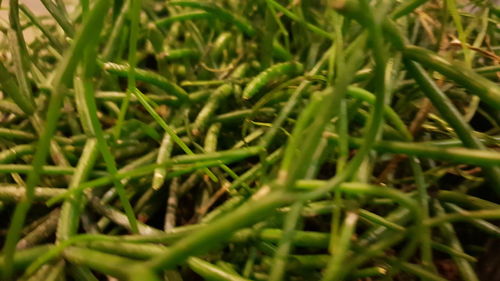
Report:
0,60,34,116
169,1,255,37
29,114,73,170
152,133,174,190
113,0,142,140
265,0,334,39
9,0,35,112
346,86,412,140
56,138,99,241
67,264,100,281
300,3,387,205
426,209,500,227
242,62,303,100
140,180,417,270
403,47,500,110
405,60,500,194
24,234,146,278
335,99,349,173
278,33,367,189
445,203,500,237
431,242,477,263
6,28,35,116
101,0,129,61
164,178,180,230
63,247,160,281
47,146,263,205
40,0,75,37
0,245,54,276
102,62,189,104
358,207,411,247
446,0,471,66
19,4,64,52
258,41,333,149
340,231,407,279
322,212,359,281
0,164,75,175
433,202,479,281
0,128,35,141
409,157,433,270
268,202,303,281
132,88,217,181
394,261,448,281
83,240,250,281
0,187,65,202
17,208,61,249
0,100,25,116
391,0,429,19
155,11,212,28
87,196,162,235
335,0,500,110
325,133,500,167
359,209,405,232
144,190,294,270
122,227,330,248
192,84,233,135
437,190,500,210
78,62,139,234
278,90,328,185
2,1,111,278
0,145,34,164
295,181,419,217
188,258,250,281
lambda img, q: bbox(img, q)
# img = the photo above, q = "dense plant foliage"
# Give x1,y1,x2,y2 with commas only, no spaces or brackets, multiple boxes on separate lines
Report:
0,0,500,280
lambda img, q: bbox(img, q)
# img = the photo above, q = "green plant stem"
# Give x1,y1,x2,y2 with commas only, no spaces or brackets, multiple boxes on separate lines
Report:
0,186,64,202
334,0,500,110
40,0,75,37
1,1,111,278
102,62,189,104
113,0,141,140
405,60,500,193
325,133,500,167
19,4,64,52
144,190,294,270
0,165,75,175
0,245,54,276
433,202,479,281
268,202,303,281
56,139,99,241
445,203,500,237
393,261,448,281
155,11,211,27
63,247,160,281
0,61,34,115
47,146,263,205
409,157,433,270
169,1,255,36
426,209,500,227
77,59,140,234
437,190,500,209
87,196,162,235
264,0,333,39
17,208,61,249
322,212,359,281
404,46,500,110
132,88,216,181
82,240,250,281
0,128,35,141
391,0,429,19
67,264,100,281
